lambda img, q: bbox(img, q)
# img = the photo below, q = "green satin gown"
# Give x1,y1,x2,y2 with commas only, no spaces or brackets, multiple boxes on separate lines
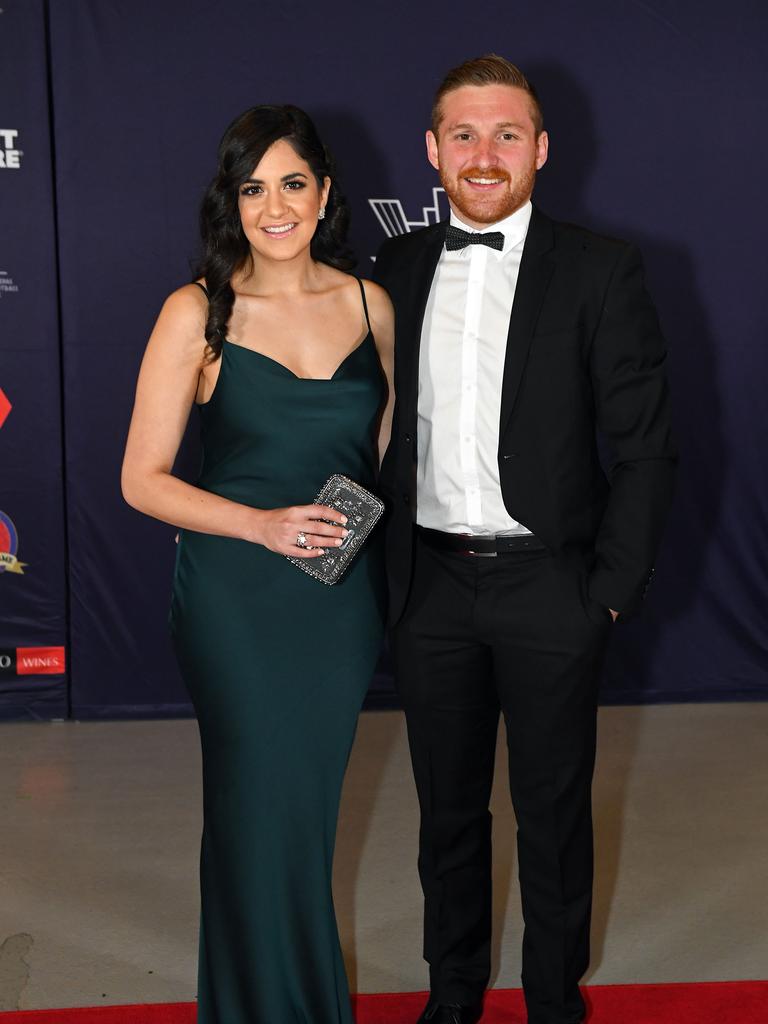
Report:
169,280,386,1023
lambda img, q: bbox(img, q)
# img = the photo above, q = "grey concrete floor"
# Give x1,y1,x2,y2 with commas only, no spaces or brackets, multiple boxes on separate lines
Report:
0,704,766,1011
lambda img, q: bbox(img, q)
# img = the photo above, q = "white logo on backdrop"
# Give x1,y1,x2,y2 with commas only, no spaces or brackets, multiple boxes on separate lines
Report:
0,129,22,169
369,187,447,238
0,272,18,296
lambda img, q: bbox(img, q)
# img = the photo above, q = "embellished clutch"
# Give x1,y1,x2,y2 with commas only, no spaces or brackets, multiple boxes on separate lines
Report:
286,474,385,585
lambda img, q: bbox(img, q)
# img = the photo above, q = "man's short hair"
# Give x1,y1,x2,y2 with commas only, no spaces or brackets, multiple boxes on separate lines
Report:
431,54,544,137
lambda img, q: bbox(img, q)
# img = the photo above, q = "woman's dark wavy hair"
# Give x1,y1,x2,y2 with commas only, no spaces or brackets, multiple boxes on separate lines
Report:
196,104,355,359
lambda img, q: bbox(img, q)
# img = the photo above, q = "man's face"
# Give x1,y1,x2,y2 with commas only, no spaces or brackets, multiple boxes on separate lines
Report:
427,84,548,229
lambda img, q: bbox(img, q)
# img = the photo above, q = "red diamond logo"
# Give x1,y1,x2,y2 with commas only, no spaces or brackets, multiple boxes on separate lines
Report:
0,388,11,428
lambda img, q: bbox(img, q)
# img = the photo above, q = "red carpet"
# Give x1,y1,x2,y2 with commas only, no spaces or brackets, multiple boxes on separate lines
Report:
0,983,766,1023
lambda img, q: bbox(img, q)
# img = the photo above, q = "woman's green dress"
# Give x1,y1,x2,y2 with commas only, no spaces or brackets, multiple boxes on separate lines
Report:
170,282,386,1023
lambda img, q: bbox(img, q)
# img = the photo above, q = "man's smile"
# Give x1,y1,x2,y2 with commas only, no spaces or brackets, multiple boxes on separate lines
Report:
464,176,505,188
460,166,511,192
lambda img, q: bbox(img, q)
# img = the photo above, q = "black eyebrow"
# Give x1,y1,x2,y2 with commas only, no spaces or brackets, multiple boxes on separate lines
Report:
241,172,309,185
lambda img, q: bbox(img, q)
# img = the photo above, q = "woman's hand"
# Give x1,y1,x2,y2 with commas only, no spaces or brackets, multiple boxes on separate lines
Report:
253,504,349,558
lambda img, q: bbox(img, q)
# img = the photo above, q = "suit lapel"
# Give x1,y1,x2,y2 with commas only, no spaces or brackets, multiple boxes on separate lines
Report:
499,207,556,438
400,222,446,418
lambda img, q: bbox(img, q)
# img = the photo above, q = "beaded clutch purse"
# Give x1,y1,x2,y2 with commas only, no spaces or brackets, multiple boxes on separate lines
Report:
286,474,385,585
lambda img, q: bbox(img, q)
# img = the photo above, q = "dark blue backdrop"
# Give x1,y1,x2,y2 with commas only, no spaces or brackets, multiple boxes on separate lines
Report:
1,0,766,717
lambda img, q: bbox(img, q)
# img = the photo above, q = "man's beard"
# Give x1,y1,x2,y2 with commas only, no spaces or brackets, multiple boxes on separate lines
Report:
440,163,536,226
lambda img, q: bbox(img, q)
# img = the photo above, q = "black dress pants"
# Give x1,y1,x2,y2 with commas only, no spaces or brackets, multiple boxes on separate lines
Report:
391,535,612,1024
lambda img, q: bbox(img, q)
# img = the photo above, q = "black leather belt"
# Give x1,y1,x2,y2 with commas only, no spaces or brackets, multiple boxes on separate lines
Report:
417,526,547,557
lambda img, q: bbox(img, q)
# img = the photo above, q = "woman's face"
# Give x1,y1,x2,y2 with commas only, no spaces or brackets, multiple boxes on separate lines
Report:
237,138,330,265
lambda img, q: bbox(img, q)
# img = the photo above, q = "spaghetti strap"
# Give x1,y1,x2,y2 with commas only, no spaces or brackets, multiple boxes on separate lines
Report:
356,277,372,333
192,281,210,300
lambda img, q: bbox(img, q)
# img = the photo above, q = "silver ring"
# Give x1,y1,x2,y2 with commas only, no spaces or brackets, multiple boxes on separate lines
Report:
296,532,308,548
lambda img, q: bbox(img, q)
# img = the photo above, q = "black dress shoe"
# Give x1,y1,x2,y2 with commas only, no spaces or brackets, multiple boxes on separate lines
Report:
416,1000,483,1024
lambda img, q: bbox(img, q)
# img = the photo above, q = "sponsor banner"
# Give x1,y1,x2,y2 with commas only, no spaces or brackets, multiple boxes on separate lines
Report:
0,510,26,574
369,186,447,241
0,387,11,428
0,647,67,676
17,646,67,675
0,0,68,719
0,128,23,170
0,270,19,297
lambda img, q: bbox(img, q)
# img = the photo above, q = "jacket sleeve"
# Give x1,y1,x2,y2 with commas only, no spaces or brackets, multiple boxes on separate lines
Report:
372,236,398,290
587,244,677,616
371,236,402,506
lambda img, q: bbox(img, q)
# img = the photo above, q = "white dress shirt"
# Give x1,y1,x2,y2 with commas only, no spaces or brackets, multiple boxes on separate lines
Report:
416,201,533,536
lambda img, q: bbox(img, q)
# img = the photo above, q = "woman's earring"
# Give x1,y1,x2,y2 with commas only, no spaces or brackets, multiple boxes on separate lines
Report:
318,206,326,220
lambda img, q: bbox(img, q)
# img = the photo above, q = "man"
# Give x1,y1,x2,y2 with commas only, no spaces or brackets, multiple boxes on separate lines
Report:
373,56,676,1024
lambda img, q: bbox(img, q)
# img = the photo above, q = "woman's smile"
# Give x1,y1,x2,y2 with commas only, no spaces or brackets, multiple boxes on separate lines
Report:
262,222,298,237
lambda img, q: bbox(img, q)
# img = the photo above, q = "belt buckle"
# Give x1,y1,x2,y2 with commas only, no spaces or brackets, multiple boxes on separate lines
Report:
467,548,497,558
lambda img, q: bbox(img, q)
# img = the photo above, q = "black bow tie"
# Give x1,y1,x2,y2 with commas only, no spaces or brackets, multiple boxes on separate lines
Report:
445,224,505,252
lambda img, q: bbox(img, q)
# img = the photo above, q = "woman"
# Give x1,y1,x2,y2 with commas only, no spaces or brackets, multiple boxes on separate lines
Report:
121,105,393,1023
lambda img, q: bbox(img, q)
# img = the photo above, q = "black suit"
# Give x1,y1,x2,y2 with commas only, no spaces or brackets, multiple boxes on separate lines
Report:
374,207,676,1023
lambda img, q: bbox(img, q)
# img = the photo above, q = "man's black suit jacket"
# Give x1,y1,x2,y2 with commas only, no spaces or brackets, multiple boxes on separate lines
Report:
373,205,677,625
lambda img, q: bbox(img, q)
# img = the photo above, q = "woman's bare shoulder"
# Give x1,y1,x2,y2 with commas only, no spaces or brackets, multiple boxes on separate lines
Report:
359,278,393,324
147,282,210,363
163,280,208,317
